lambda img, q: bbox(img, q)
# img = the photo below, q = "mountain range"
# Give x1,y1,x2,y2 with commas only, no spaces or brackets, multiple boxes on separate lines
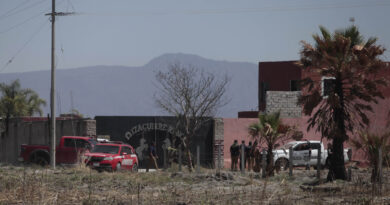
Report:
0,53,258,118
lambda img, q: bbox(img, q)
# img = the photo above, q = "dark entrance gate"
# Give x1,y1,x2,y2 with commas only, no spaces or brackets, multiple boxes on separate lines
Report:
95,116,214,169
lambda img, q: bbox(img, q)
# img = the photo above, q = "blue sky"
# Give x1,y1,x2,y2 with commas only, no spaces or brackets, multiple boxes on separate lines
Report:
0,0,389,73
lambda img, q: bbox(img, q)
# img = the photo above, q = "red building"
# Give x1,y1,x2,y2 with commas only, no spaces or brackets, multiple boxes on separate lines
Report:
229,61,390,167
258,61,301,111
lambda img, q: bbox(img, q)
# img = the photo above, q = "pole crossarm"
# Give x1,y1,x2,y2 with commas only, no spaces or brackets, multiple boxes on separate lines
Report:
45,12,76,16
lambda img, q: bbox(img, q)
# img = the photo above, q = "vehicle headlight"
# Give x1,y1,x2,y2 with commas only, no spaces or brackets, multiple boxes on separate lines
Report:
103,157,113,161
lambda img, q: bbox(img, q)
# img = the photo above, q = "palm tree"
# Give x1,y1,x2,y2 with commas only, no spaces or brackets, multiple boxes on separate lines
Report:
0,80,46,136
350,131,390,182
248,111,292,176
298,25,387,180
25,90,46,116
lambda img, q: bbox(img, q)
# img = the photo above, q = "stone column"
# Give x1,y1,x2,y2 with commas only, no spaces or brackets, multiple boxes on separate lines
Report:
213,118,224,169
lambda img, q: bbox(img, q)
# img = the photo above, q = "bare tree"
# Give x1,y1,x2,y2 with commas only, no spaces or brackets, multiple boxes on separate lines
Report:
155,63,229,171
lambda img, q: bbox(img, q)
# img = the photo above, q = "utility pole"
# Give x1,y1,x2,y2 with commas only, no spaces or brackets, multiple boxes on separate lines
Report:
46,0,75,169
49,0,56,169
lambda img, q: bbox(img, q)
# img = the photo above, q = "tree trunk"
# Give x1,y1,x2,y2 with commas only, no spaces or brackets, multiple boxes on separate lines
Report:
186,149,193,172
327,136,347,181
371,165,379,183
266,144,274,176
327,75,347,181
4,114,10,138
181,139,193,172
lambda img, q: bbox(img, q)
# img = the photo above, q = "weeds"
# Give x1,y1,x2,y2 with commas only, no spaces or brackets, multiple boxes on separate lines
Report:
0,165,389,204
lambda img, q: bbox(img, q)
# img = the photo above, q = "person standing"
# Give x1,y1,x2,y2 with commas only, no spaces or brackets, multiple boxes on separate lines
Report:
246,141,254,171
146,142,159,172
326,143,334,181
230,140,239,171
239,140,247,171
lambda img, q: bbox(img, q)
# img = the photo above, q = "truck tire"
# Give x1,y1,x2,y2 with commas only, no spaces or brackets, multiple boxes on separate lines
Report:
132,163,138,172
275,158,289,171
34,156,49,166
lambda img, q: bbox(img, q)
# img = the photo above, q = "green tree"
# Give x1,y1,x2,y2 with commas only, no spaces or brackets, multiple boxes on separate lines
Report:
298,25,387,180
0,80,46,136
248,111,293,176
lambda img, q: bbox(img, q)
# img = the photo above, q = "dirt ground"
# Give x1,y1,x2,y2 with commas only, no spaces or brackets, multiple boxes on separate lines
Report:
0,163,389,205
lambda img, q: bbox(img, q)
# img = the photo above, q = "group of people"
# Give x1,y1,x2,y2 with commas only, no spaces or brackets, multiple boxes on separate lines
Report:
230,140,255,171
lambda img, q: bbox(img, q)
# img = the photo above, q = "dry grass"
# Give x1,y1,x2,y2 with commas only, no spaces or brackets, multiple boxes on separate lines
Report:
0,164,390,204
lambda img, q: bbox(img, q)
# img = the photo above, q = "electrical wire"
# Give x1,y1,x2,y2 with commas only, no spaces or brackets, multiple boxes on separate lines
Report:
0,0,67,35
0,0,47,21
0,11,43,34
66,0,76,13
81,2,390,17
0,0,29,19
0,20,49,73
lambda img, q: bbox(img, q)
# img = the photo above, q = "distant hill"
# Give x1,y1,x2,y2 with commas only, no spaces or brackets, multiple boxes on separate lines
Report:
0,53,258,118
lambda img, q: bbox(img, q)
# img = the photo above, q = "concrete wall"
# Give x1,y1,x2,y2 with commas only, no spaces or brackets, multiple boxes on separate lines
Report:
258,61,301,111
0,118,96,164
222,103,390,168
223,118,259,168
266,91,301,118
213,118,224,168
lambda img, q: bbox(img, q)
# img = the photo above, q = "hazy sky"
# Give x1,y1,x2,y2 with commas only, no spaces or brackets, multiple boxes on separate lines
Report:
0,0,389,73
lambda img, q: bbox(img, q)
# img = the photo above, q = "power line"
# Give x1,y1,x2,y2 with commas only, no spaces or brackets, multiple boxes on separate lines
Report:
0,0,68,34
0,0,47,21
66,0,76,13
0,20,49,73
81,2,390,17
0,0,29,19
0,11,43,34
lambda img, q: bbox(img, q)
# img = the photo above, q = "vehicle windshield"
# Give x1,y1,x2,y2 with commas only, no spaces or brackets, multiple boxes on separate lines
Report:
91,145,119,154
278,142,297,150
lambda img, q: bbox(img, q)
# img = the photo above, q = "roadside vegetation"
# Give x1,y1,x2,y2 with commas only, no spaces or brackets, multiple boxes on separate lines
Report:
0,164,390,204
351,131,390,182
248,111,297,176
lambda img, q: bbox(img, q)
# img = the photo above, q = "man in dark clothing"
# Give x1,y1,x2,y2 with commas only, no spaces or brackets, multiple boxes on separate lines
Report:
246,141,254,171
239,140,247,171
230,140,239,171
146,142,159,172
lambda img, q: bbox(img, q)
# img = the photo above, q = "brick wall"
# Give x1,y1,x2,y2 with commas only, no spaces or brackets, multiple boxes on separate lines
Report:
266,91,301,118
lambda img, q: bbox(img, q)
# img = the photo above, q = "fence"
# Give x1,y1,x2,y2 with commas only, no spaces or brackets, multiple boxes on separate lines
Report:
160,145,382,182
161,144,223,173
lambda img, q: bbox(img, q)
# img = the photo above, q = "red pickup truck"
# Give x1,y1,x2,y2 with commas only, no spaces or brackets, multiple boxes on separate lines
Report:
18,136,97,166
84,142,139,172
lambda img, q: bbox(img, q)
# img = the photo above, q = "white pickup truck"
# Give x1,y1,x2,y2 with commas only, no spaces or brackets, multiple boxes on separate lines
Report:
273,140,351,170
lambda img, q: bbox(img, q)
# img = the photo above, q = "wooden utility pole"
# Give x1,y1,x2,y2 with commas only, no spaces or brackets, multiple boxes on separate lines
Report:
46,0,75,169
50,0,56,169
